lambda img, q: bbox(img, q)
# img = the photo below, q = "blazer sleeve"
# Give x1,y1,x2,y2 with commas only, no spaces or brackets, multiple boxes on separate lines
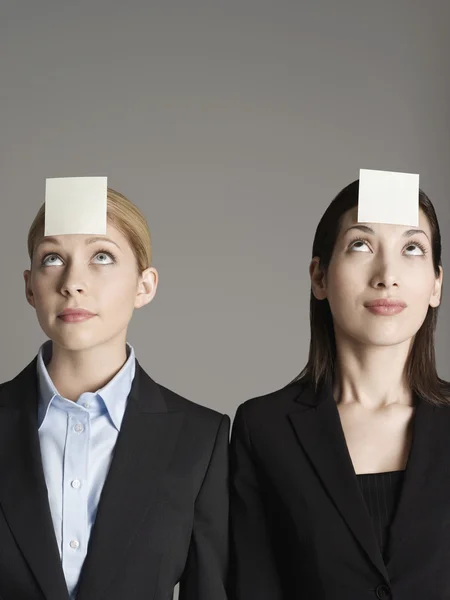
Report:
228,404,285,600
179,413,230,600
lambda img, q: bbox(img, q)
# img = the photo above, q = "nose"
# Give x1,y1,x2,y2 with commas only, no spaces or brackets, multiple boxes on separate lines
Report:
369,258,399,290
59,263,88,297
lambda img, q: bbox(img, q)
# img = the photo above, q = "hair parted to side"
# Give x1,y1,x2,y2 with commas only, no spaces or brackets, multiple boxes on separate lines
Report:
27,188,152,274
292,179,450,406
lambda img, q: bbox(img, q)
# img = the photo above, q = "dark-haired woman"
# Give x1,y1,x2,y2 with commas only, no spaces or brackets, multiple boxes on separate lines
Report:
229,180,449,600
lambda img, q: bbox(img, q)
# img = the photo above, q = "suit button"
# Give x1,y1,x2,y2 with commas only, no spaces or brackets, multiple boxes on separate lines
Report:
375,584,391,599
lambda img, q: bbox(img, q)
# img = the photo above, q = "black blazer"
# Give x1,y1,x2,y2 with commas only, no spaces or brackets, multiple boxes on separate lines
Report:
0,356,229,600
229,379,450,600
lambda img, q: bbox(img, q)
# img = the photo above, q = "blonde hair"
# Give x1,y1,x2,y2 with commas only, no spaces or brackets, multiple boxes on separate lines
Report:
27,188,152,273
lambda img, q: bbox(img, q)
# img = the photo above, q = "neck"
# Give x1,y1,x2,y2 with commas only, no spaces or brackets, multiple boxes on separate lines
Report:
46,338,129,401
333,335,415,409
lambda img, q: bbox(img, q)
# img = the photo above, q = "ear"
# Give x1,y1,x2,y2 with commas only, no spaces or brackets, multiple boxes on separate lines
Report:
134,267,158,309
309,257,327,301
429,265,443,308
23,270,36,308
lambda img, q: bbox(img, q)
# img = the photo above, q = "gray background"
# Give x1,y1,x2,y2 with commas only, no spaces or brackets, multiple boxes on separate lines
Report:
2,2,450,594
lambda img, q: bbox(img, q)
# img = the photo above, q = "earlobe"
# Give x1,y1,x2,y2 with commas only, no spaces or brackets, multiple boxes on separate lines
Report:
430,294,441,309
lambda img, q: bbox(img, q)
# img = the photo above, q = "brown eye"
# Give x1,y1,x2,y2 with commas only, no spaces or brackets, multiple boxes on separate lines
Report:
404,243,426,256
349,239,370,252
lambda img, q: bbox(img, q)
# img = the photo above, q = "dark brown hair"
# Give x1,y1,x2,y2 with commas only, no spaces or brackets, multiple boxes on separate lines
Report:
293,179,450,406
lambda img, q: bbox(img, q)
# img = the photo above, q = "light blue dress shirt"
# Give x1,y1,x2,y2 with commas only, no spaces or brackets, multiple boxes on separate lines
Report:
36,340,136,599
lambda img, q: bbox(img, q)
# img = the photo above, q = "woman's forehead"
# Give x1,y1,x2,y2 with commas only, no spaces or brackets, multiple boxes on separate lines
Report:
35,225,128,251
338,207,432,238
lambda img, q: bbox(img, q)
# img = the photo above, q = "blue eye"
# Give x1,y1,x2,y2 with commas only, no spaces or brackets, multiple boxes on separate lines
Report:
93,252,115,264
42,254,63,266
40,249,117,267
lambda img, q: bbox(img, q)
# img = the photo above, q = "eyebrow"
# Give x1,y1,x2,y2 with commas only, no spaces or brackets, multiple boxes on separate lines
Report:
36,236,121,250
344,224,430,241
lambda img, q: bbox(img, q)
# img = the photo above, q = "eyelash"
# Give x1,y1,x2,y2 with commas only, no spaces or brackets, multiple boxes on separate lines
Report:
40,248,117,266
348,237,428,255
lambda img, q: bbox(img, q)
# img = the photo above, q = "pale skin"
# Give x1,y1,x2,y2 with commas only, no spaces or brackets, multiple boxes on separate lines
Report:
310,207,443,474
23,223,158,401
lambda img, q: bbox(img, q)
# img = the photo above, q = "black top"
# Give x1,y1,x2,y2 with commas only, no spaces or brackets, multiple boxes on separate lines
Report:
356,470,405,559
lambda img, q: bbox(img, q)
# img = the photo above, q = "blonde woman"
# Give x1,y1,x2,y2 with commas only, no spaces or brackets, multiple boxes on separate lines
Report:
0,188,229,600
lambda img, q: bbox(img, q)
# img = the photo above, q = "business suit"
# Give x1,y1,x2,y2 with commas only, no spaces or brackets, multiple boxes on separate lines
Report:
229,378,450,600
0,355,229,600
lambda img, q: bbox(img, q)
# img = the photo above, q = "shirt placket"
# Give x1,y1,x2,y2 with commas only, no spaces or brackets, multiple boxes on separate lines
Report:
62,408,90,593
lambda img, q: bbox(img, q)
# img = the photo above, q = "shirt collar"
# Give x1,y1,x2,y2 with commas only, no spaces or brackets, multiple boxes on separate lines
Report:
36,340,136,431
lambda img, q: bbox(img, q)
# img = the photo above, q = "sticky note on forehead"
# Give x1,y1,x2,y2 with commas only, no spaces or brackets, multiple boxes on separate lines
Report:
358,169,419,226
44,177,107,236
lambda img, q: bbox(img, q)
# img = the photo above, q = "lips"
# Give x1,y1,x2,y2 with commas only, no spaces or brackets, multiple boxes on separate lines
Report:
57,308,97,323
364,299,407,308
364,298,407,316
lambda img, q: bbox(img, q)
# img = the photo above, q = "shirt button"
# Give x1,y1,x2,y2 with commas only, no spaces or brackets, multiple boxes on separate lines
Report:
71,479,81,489
83,402,90,408
73,423,84,433
69,540,80,550
375,584,391,599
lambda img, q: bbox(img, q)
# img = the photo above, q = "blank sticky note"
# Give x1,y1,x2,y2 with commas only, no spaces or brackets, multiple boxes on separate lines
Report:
358,169,419,226
44,177,107,236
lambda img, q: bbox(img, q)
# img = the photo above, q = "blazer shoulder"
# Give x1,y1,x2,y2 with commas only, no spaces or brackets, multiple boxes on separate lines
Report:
157,382,228,427
0,357,38,407
237,379,309,422
0,357,37,386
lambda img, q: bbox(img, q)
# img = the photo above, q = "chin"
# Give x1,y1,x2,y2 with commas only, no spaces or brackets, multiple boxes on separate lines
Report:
51,338,97,352
363,337,412,348
50,327,127,354
46,329,100,351
348,328,416,348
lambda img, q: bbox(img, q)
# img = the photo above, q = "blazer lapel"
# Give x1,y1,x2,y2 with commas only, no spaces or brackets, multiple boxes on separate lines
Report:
288,382,389,582
386,397,446,564
0,359,70,600
75,361,184,600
